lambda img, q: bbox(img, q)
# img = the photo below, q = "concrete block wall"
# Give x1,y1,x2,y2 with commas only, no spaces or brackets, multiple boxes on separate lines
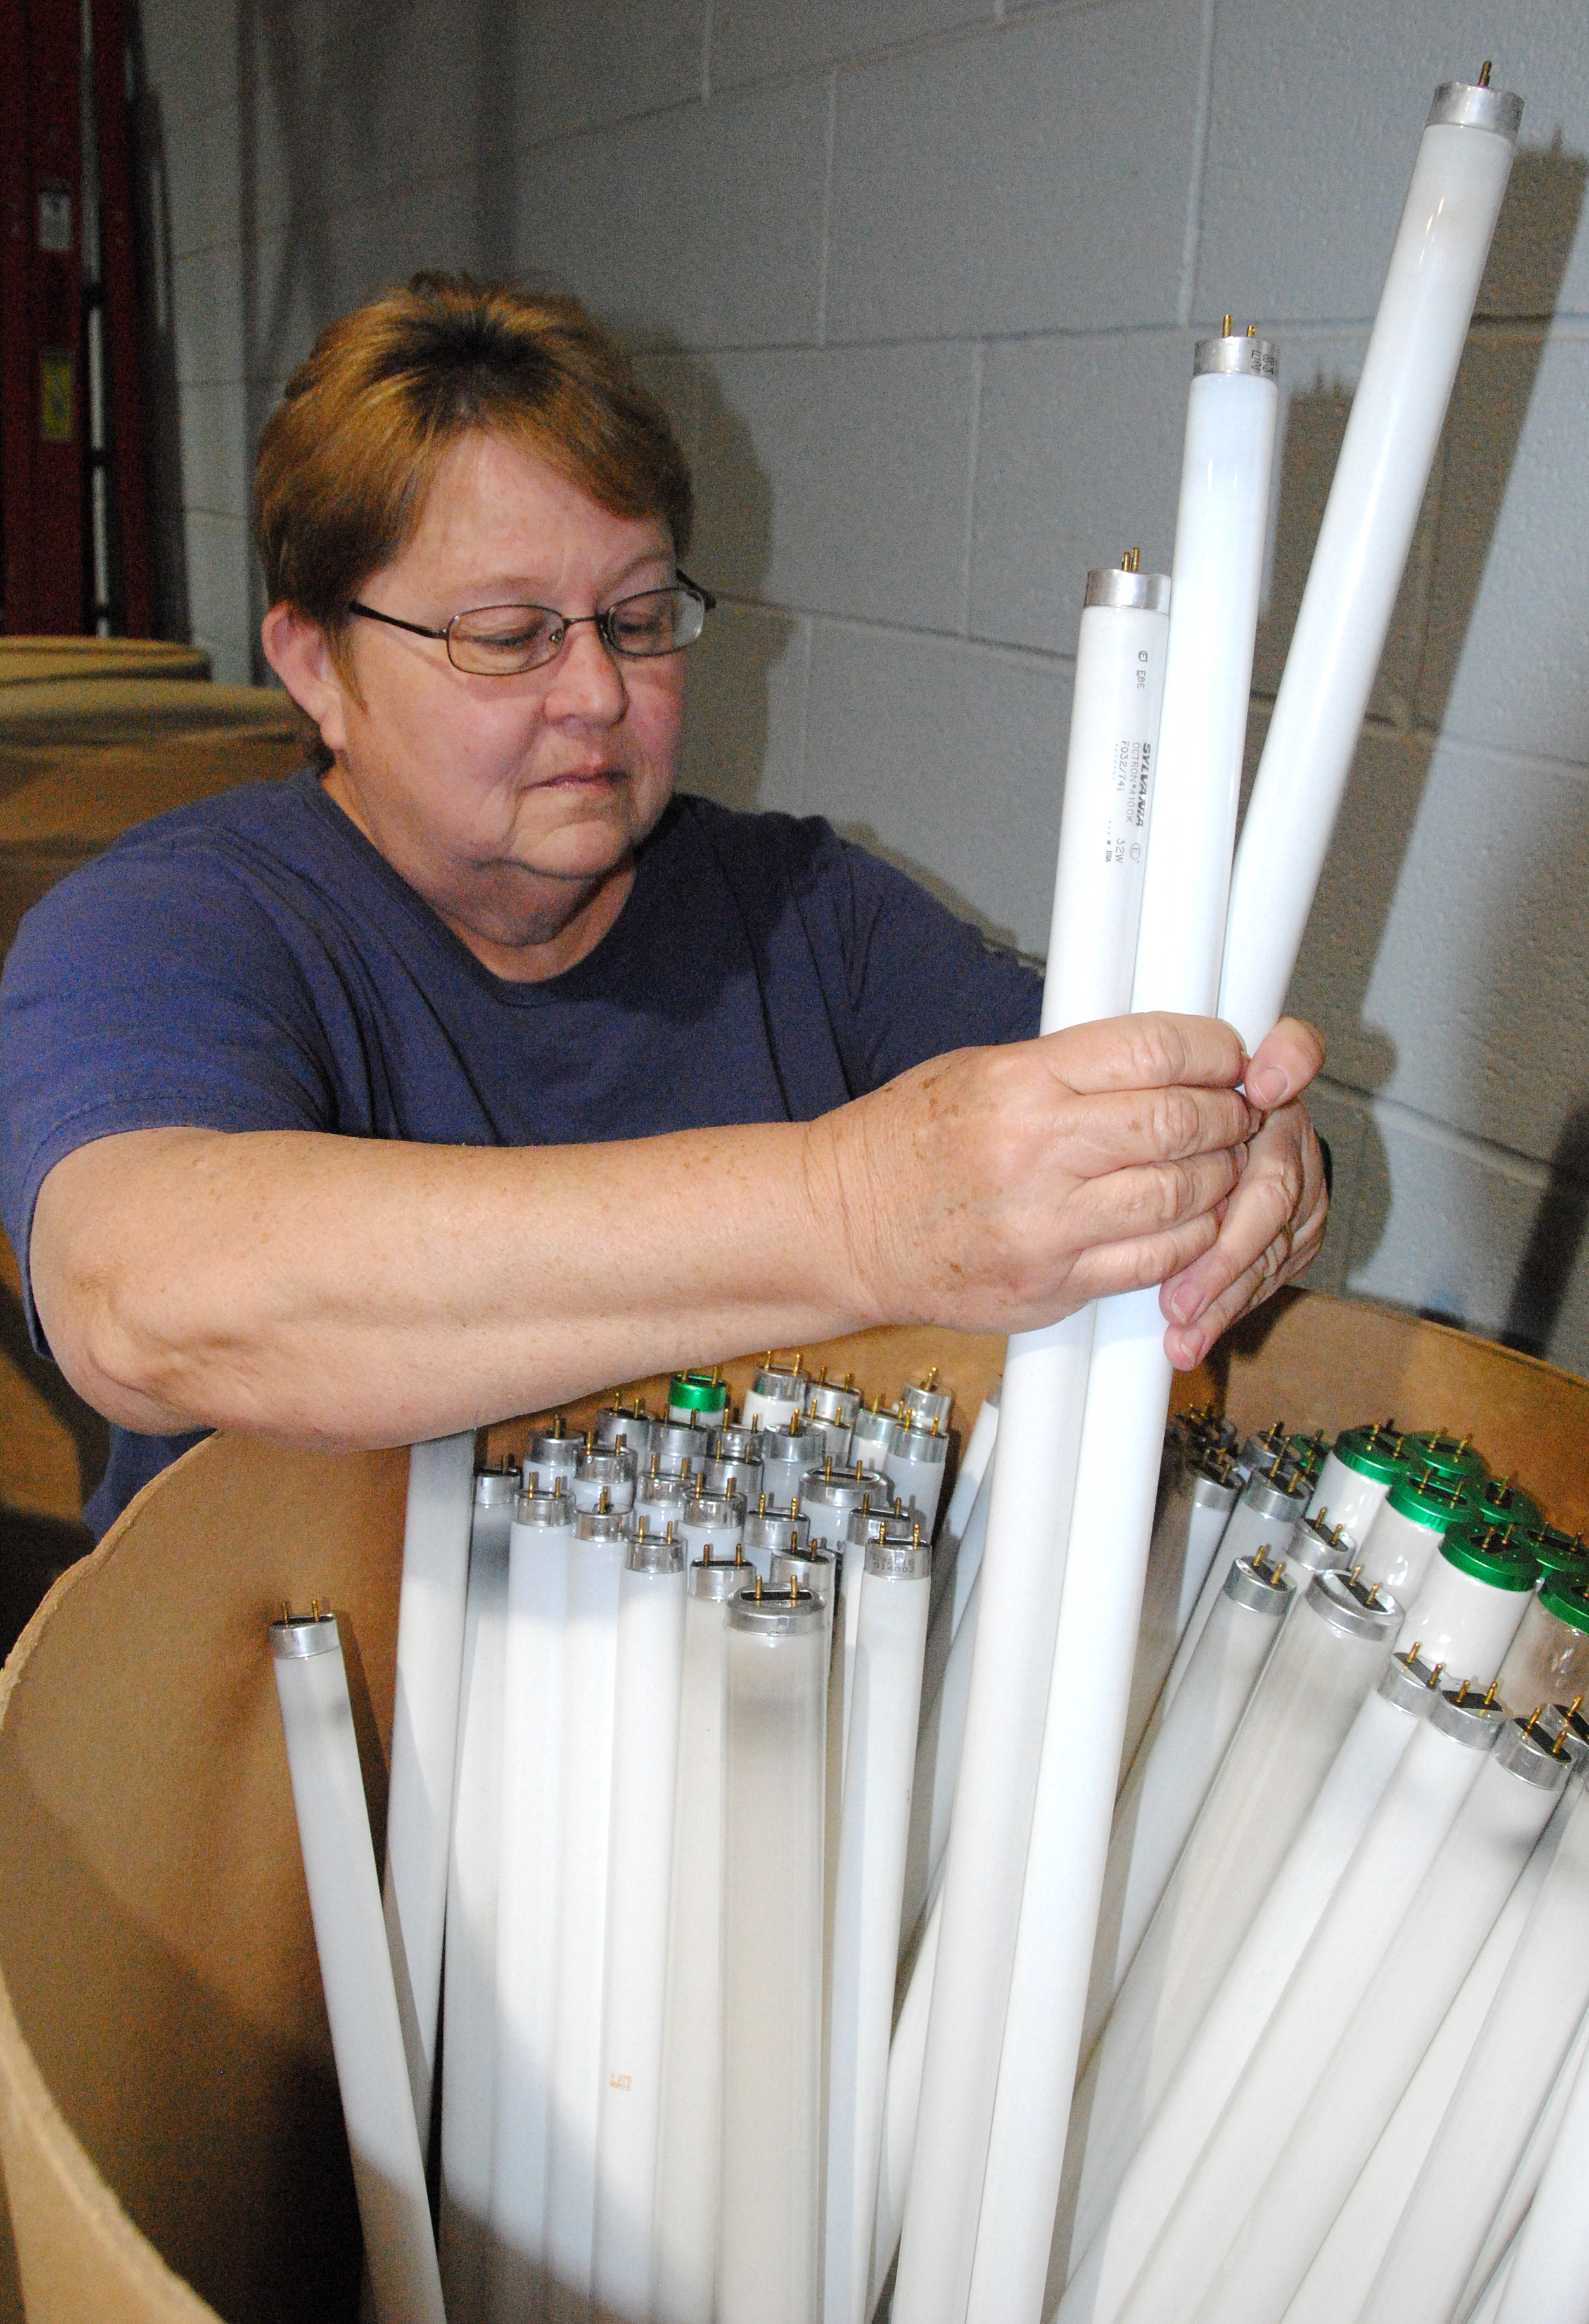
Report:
134,0,1589,1375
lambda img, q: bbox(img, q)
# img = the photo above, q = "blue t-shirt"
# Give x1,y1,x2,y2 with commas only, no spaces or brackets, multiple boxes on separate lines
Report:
0,773,1040,1533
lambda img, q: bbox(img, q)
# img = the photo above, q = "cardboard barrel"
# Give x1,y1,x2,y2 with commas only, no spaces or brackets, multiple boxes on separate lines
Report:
0,1293,1583,2321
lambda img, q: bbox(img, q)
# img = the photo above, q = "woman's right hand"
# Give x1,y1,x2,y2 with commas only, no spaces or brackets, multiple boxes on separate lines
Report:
812,1012,1261,1337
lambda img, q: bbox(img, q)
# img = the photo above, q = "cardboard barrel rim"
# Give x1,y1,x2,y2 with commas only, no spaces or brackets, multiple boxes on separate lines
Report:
0,1291,1582,2323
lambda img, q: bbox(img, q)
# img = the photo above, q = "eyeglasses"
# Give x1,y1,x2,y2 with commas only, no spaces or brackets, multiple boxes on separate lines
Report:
345,573,716,676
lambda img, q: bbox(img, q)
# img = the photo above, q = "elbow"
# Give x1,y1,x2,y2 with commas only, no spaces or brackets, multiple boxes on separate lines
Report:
46,1270,211,1435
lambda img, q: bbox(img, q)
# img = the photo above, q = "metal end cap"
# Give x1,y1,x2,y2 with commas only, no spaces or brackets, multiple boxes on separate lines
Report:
1287,1517,1353,1576
684,1491,746,1526
807,1381,860,1421
1191,1467,1240,1508
1377,1651,1441,1718
893,1424,948,1463
1428,1685,1507,1749
1085,566,1171,613
1223,1555,1294,1615
751,1366,807,1398
1305,1568,1403,1642
866,1538,931,1581
1193,333,1279,380
474,1467,521,1506
270,1612,340,1659
1538,1702,1589,1766
576,1445,639,1481
689,1556,745,1601
763,1428,826,1464
1242,1476,1311,1521
514,1487,573,1528
1495,1716,1574,1790
627,1530,684,1574
1428,80,1522,138
728,1583,822,1634
575,1508,628,1542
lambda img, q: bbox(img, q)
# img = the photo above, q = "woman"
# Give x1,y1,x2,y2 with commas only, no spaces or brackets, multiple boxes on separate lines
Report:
0,275,1326,1534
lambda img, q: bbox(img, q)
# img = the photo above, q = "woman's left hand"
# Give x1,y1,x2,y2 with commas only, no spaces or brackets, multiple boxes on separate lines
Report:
1159,1016,1330,1369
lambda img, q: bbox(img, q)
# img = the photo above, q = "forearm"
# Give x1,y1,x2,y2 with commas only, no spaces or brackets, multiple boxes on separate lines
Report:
32,1123,871,1447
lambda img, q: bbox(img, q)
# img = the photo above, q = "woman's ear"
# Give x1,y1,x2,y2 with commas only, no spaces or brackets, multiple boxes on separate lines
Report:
260,603,352,758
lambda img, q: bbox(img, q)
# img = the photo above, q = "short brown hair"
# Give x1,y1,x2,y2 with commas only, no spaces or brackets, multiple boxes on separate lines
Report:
253,272,694,646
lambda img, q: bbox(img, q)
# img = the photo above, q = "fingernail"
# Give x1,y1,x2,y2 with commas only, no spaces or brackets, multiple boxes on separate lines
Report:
1248,1064,1286,1104
1170,1284,1207,1325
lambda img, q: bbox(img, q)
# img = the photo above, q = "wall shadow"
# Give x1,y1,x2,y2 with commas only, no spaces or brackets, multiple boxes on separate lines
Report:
1502,1101,1589,1362
1246,137,1586,1300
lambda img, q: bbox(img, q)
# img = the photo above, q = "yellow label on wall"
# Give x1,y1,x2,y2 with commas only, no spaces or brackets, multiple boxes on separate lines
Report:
40,350,74,443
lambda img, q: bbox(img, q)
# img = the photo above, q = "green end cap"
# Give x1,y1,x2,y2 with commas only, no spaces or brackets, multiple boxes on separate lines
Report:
669,1370,727,1415
1402,1431,1489,1484
1540,1571,1589,1637
1438,1521,1538,1591
1469,1479,1543,1529
1517,1523,1589,1581
1331,1427,1414,1488
1386,1471,1477,1531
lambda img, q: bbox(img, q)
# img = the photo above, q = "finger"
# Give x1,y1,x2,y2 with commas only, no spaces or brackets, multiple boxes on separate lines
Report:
1242,1016,1325,1110
1057,1085,1255,1180
1040,1012,1248,1100
1162,1109,1317,1322
1067,1210,1225,1305
1068,1144,1247,1251
1163,1204,1327,1367
1161,1174,1328,1365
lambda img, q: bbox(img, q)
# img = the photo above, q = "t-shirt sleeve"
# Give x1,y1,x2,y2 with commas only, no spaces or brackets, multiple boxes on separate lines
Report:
811,830,1043,1089
0,838,339,1345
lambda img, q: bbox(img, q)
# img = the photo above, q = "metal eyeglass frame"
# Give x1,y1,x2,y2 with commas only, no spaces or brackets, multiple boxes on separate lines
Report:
345,571,717,674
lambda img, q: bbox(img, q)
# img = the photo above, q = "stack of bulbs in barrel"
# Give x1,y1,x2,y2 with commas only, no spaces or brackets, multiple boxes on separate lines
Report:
275,1353,1589,2324
265,62,1589,2324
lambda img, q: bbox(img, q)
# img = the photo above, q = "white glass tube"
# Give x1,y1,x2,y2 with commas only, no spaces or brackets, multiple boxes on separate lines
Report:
1111,1691,1505,2324
1123,1461,1240,1781
680,1491,746,1565
826,1537,933,2324
949,1462,992,1639
439,1474,514,2323
1092,1557,1290,2024
1200,1720,1565,2324
741,1363,808,1433
489,1488,573,2313
571,1445,639,1515
544,1509,626,2310
1356,1495,1451,1600
1057,1654,1434,2324
653,1561,739,2324
1219,79,1522,1050
1306,1447,1394,1548
271,1614,446,2324
872,1889,941,2318
1057,1578,1402,2295
592,1532,687,2321
1455,1995,1589,2321
941,1390,1000,1547
1396,1547,1535,1684
385,1429,475,2148
895,559,1171,2324
718,1585,826,2324
902,1561,981,1950
1159,1471,1306,1714
884,1425,949,1538
1280,1770,1569,2324
1358,1766,1589,2324
1496,1592,1589,1717
966,347,1278,2324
